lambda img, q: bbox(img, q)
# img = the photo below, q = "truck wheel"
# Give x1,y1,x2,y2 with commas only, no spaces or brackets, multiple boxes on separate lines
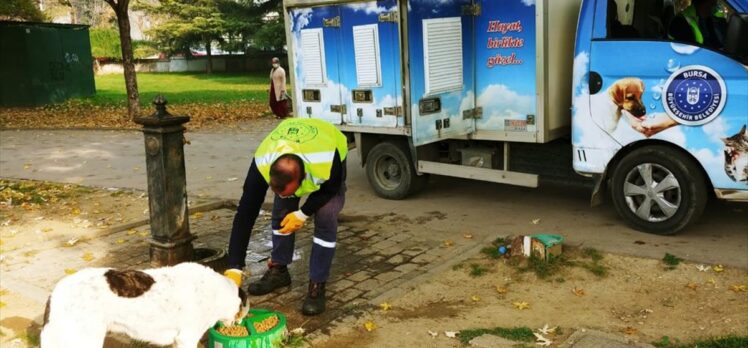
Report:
366,142,427,200
610,146,707,235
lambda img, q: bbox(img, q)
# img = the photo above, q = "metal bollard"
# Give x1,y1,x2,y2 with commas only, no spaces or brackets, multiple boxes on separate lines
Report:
134,95,195,266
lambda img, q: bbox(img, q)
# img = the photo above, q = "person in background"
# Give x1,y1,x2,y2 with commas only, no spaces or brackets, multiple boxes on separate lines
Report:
269,57,289,119
669,0,728,49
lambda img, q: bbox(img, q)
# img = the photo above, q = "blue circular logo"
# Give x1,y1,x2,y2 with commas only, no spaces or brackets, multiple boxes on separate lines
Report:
662,65,726,126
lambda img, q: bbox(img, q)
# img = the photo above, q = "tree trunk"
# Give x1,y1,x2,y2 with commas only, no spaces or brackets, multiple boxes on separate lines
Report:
205,40,213,74
115,9,140,119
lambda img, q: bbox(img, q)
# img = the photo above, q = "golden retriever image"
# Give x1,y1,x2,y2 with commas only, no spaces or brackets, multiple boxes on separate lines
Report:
591,77,647,133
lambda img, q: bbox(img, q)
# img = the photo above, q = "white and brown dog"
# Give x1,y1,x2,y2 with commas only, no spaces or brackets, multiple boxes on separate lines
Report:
41,262,249,348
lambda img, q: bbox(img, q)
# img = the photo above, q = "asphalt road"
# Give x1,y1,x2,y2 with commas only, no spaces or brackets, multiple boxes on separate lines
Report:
1,124,746,268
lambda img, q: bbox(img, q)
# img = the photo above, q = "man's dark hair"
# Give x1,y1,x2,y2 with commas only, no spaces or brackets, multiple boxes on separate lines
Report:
269,154,304,192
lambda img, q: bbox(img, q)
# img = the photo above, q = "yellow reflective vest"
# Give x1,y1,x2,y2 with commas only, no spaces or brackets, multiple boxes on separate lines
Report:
255,118,348,197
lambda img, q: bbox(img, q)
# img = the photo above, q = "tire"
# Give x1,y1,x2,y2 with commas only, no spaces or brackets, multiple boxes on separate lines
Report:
610,146,707,235
365,141,428,200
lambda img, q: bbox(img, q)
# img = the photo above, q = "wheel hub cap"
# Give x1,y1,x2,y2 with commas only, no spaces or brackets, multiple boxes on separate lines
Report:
623,163,681,223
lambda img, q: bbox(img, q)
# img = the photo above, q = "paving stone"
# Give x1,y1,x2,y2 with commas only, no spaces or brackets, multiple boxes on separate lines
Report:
394,263,420,273
328,279,355,292
402,247,428,257
334,288,363,302
386,254,407,265
377,246,402,257
354,278,382,292
371,239,397,250
374,271,403,283
348,270,371,282
411,252,439,264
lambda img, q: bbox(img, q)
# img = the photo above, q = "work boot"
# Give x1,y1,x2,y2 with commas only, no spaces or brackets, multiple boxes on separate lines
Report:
301,281,326,316
248,263,291,295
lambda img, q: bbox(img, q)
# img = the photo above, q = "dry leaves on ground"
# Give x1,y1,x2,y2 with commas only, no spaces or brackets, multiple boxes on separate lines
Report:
0,101,268,130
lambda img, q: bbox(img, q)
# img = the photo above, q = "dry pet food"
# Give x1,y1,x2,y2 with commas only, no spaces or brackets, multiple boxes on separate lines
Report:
253,315,279,333
217,325,249,337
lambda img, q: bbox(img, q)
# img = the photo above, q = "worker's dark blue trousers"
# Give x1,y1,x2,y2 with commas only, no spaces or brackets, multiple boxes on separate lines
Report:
270,186,345,283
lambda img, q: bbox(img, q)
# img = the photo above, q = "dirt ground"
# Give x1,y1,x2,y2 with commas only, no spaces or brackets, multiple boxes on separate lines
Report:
312,246,748,347
1,180,746,347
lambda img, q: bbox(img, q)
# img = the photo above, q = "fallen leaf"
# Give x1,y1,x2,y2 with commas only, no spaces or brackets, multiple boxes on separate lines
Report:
227,177,239,182
192,212,204,220
496,286,508,294
139,231,149,237
531,218,541,225
729,284,747,293
42,227,53,233
0,289,8,296
696,264,711,272
513,301,530,310
622,327,638,335
64,268,77,275
533,332,552,346
71,207,81,216
463,234,473,239
290,327,305,336
116,239,126,244
471,295,480,302
23,164,31,170
0,301,5,308
713,265,725,273
572,287,586,297
379,302,392,311
707,278,717,286
444,331,458,338
82,252,94,262
537,324,557,335
442,240,454,247
363,321,376,332
686,283,699,291
205,176,213,180
127,229,137,235
427,330,438,338
65,238,79,247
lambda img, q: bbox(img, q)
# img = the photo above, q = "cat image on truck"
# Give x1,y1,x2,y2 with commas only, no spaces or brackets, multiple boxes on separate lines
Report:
282,0,748,234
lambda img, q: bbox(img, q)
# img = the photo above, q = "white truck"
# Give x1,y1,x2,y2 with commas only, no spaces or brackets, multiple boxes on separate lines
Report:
282,0,748,234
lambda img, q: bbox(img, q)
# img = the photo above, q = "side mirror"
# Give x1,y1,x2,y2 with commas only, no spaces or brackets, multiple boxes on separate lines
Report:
725,13,748,63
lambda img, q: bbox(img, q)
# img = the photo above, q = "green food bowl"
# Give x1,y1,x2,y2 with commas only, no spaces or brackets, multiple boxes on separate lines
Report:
208,308,287,348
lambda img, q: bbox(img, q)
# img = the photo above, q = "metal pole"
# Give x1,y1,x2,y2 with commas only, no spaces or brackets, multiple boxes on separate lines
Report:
134,95,195,266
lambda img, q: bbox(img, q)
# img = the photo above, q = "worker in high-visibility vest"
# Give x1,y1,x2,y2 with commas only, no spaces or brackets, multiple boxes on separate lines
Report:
224,118,348,316
668,0,727,49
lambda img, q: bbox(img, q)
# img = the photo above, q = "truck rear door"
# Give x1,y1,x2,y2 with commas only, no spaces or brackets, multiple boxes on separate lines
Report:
407,0,477,146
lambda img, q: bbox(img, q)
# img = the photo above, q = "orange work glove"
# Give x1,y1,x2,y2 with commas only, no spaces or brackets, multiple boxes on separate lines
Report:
223,268,243,287
279,210,308,234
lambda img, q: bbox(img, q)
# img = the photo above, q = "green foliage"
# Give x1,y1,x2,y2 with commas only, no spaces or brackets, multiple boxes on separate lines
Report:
653,335,748,348
0,0,47,22
458,326,535,345
662,253,683,270
252,15,286,50
90,28,121,59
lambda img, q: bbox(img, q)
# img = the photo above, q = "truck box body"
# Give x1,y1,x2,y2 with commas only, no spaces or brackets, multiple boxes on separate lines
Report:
284,0,580,145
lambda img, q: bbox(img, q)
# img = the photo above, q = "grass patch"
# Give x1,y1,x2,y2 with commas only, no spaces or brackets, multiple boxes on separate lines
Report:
480,237,507,259
89,72,276,106
458,326,535,345
662,253,683,270
0,179,81,207
518,254,570,279
17,330,41,347
653,335,748,348
469,263,488,277
582,247,603,262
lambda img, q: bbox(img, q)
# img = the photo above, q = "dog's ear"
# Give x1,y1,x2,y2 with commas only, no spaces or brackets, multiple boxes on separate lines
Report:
609,81,625,106
637,79,645,94
238,287,248,306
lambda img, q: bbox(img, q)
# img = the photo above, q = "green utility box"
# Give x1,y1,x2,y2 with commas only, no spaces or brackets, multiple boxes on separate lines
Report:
0,21,95,107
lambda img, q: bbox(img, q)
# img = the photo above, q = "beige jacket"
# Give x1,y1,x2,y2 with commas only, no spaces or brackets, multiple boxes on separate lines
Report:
270,66,287,102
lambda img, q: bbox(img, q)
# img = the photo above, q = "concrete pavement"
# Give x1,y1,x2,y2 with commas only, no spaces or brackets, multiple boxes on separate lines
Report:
1,120,747,268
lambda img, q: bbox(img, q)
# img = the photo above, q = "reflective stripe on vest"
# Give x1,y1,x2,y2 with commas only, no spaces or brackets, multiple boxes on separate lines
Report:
255,118,348,197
